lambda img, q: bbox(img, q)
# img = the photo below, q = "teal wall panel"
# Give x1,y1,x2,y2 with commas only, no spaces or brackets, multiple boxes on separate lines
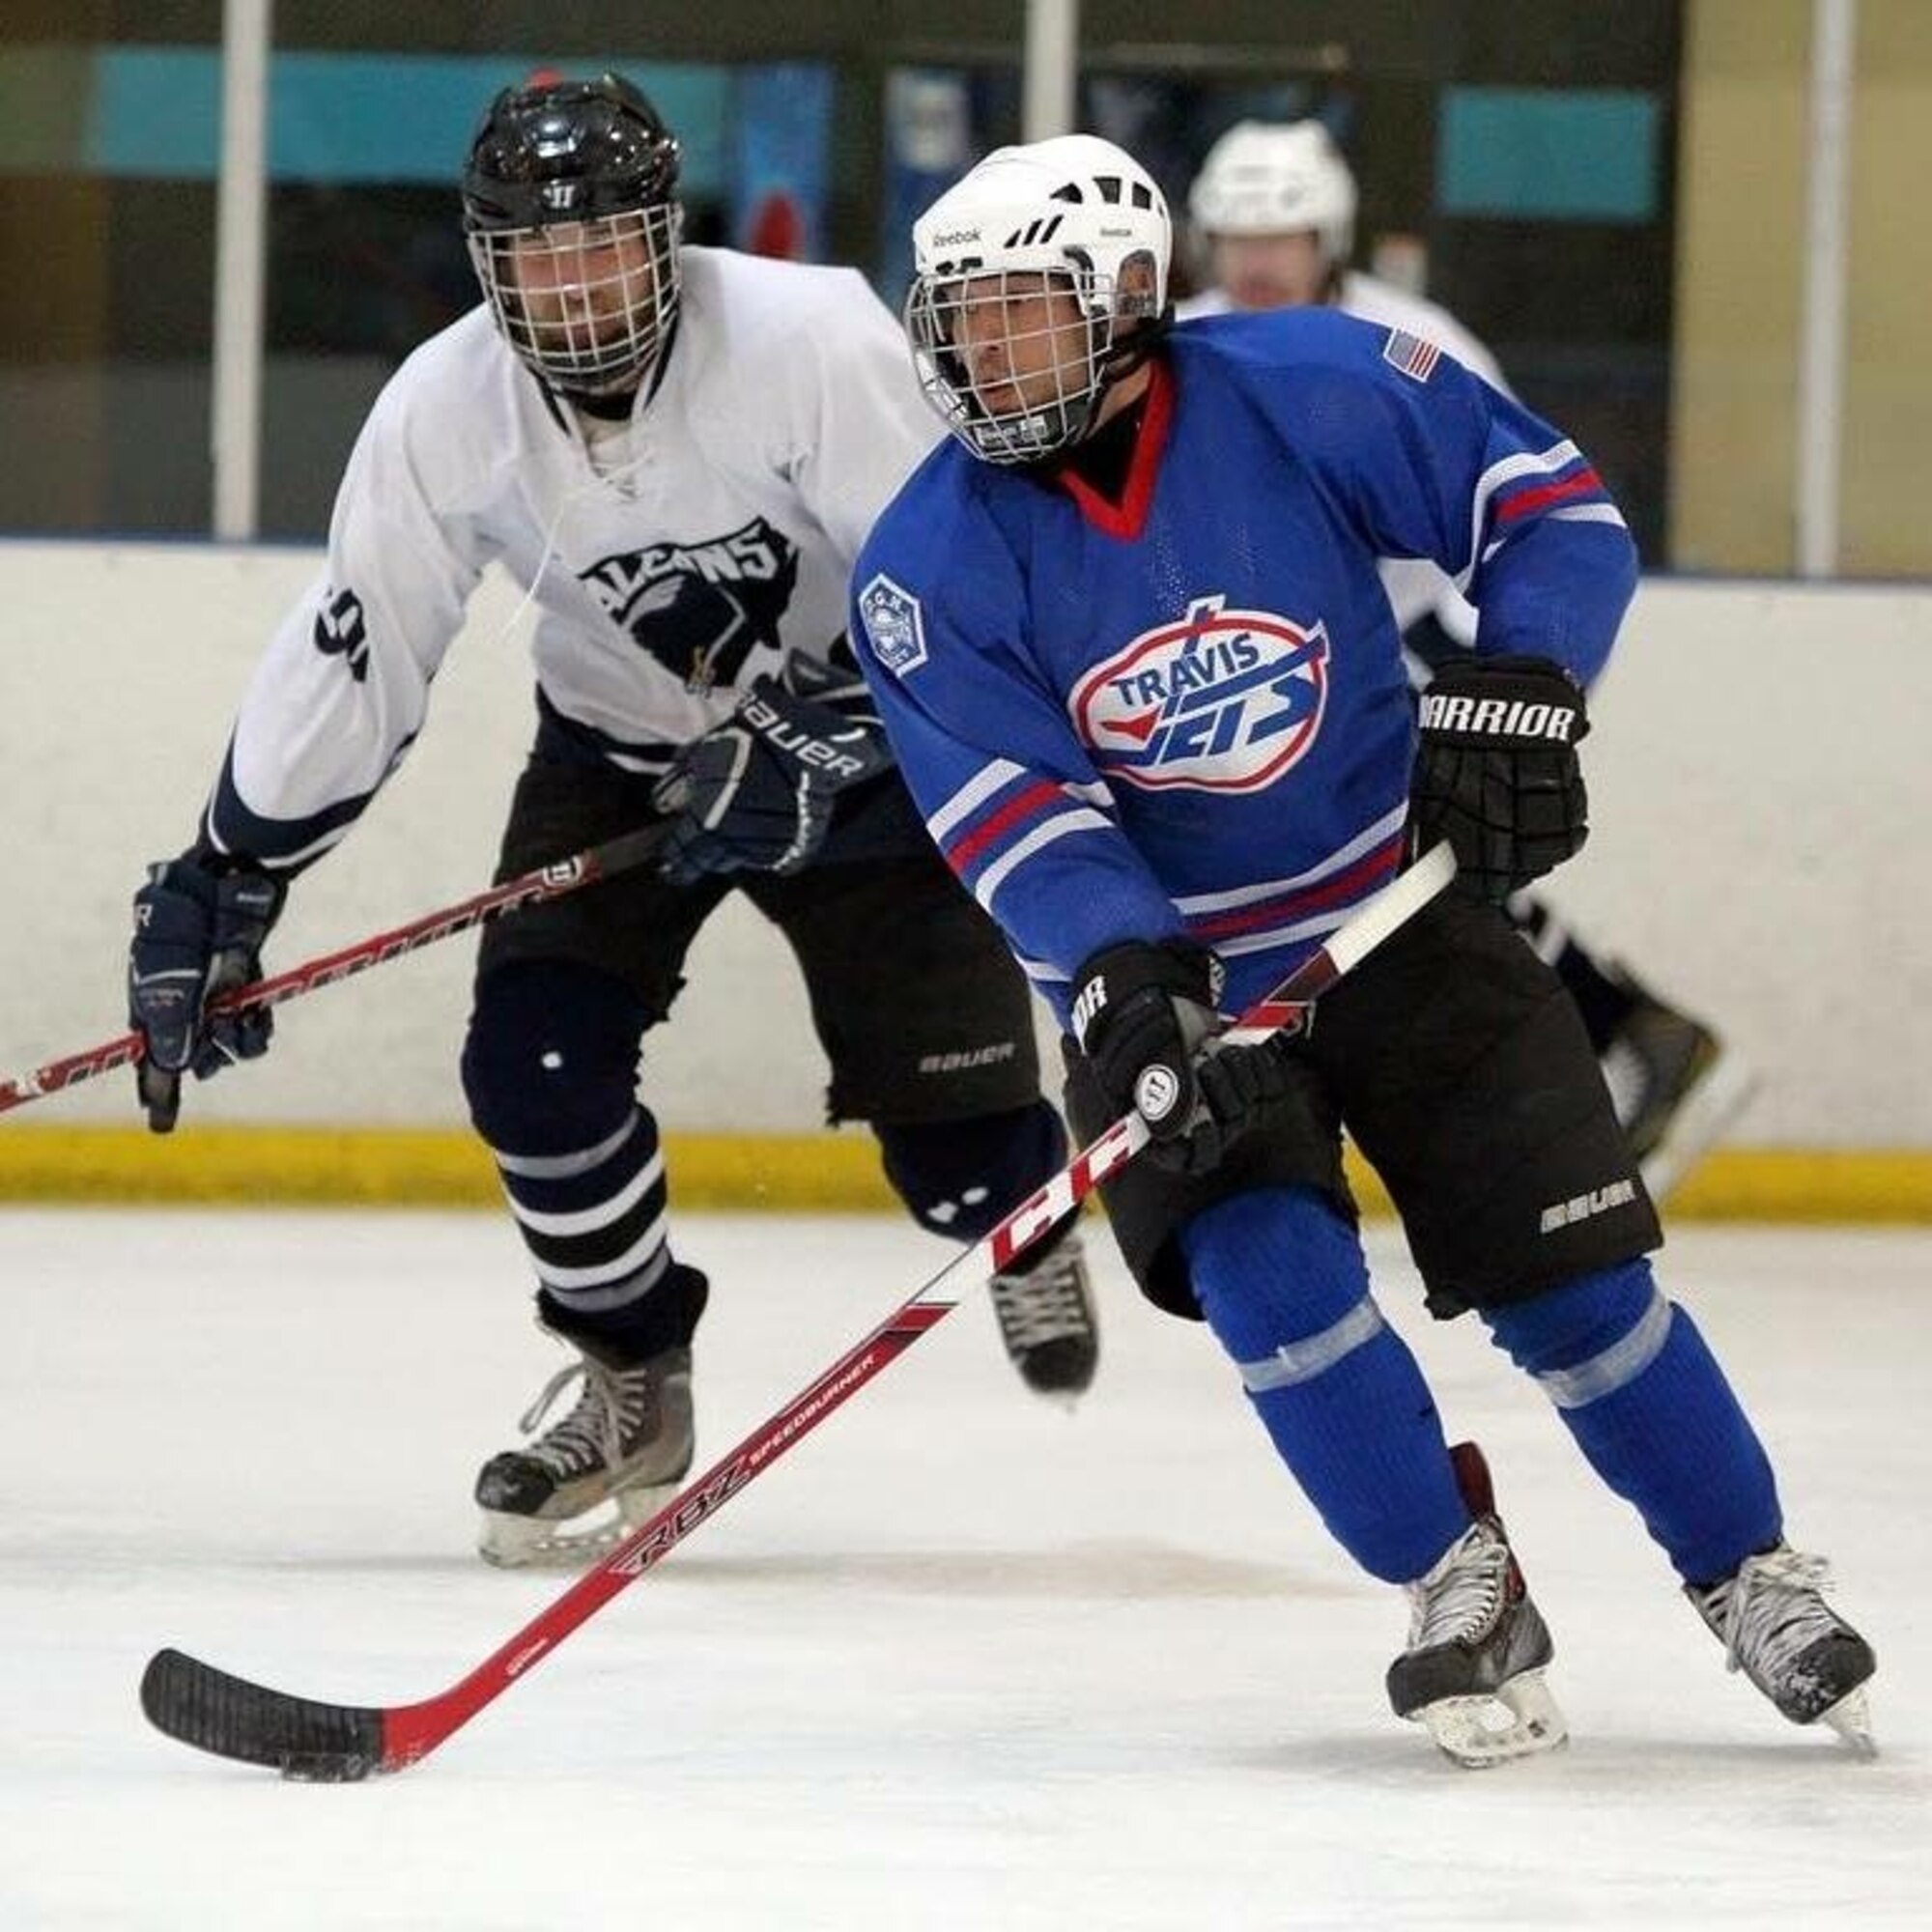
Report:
1439,86,1660,222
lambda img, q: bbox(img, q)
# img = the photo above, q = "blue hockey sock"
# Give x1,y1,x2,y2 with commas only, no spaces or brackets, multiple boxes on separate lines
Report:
1483,1260,1782,1584
1180,1187,1466,1583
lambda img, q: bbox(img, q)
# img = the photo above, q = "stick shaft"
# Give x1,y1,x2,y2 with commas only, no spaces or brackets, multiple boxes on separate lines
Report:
0,824,668,1118
137,843,1456,1777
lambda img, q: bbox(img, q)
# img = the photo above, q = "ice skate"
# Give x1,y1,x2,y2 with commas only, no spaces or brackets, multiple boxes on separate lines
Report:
988,1230,1099,1400
475,1328,695,1569
1386,1442,1568,1767
1687,1544,1877,1753
1598,980,1756,1201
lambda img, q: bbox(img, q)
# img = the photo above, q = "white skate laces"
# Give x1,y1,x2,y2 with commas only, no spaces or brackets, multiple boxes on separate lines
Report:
515,1354,644,1476
1690,1544,1877,1751
1404,1520,1511,1650
1385,1444,1567,1768
474,1340,695,1569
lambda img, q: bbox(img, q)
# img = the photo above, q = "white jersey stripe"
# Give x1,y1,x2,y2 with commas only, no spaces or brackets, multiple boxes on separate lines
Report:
1455,438,1583,592
973,808,1113,910
1171,804,1408,917
926,757,1032,841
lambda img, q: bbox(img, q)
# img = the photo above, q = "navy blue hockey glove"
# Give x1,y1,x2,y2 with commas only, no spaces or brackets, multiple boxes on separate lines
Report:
653,673,894,886
128,852,287,1133
1071,940,1296,1179
1410,653,1589,903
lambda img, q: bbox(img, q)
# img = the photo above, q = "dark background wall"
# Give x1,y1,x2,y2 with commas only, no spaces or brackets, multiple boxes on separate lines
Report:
0,4,1680,548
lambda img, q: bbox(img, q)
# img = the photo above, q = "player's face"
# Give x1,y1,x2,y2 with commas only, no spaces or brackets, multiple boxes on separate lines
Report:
1209,230,1329,310
501,214,662,357
950,272,1094,419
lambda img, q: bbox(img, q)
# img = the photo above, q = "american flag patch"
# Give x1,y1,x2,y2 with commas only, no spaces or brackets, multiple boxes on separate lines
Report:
1382,328,1441,383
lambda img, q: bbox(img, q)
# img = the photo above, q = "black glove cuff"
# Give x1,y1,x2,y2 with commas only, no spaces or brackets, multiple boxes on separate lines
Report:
1416,653,1589,749
1070,939,1222,1053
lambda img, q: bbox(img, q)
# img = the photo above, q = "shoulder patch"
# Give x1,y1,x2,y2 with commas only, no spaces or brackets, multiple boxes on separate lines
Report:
857,572,928,677
1381,327,1441,384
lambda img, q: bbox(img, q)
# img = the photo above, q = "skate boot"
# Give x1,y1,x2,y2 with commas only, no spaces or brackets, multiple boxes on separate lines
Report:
1687,1543,1876,1752
1386,1441,1568,1767
988,1229,1099,1400
1598,979,1756,1202
475,1325,696,1569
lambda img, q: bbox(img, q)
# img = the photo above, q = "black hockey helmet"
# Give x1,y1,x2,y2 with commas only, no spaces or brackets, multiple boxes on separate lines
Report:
461,72,685,399
462,72,681,233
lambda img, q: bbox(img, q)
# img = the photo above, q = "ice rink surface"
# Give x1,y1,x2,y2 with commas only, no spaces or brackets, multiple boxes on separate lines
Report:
3,1207,1925,1930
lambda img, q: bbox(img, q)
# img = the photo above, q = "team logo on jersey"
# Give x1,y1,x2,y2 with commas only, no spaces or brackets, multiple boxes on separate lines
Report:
856,573,928,677
1071,596,1330,792
581,517,799,693
312,585,370,683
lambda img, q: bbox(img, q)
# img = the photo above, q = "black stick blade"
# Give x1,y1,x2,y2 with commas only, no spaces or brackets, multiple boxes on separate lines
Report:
140,1648,386,1781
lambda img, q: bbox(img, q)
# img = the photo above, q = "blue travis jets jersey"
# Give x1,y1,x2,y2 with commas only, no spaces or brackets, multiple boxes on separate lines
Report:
851,306,1638,1026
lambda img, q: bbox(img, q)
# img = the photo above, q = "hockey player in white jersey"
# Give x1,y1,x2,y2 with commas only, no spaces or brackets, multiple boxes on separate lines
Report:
123,73,1098,1568
852,132,1874,1761
1179,119,1753,1204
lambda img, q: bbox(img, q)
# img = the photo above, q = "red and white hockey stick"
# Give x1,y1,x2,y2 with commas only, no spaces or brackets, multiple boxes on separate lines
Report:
0,824,670,1119
138,839,1457,1779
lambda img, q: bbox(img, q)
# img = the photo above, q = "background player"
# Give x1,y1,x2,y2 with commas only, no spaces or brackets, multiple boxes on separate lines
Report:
124,72,1098,1569
1179,119,1753,1204
852,132,1873,1762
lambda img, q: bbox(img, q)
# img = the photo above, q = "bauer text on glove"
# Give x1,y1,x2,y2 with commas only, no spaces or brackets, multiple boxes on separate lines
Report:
653,674,894,884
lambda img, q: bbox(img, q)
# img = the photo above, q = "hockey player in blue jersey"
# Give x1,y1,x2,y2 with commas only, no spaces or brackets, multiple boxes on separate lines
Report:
1179,119,1755,1206
852,132,1874,1764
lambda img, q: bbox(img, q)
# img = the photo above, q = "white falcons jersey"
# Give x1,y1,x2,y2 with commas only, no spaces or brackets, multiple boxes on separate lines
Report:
204,247,943,870
1177,270,1513,654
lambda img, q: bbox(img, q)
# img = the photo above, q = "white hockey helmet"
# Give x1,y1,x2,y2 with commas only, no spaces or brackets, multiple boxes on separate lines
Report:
905,134,1171,464
1187,120,1357,264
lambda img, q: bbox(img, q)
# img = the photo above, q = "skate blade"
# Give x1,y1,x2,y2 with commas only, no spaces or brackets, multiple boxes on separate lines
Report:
1819,1685,1877,1758
477,1478,684,1571
1638,1054,1759,1202
1028,1386,1085,1415
1413,1668,1569,1769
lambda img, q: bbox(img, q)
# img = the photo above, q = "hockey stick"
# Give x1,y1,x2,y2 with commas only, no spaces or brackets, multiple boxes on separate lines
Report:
138,839,1457,1780
0,823,669,1119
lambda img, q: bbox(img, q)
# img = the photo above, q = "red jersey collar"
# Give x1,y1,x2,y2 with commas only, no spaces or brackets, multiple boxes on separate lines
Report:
1053,356,1173,540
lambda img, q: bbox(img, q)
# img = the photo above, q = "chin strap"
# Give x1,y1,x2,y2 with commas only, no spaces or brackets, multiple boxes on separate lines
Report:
1098,305,1173,388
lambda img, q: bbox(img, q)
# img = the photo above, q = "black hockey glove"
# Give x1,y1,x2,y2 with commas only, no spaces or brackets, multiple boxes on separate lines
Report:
654,673,895,886
128,850,287,1133
1071,940,1296,1179
1410,653,1589,903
